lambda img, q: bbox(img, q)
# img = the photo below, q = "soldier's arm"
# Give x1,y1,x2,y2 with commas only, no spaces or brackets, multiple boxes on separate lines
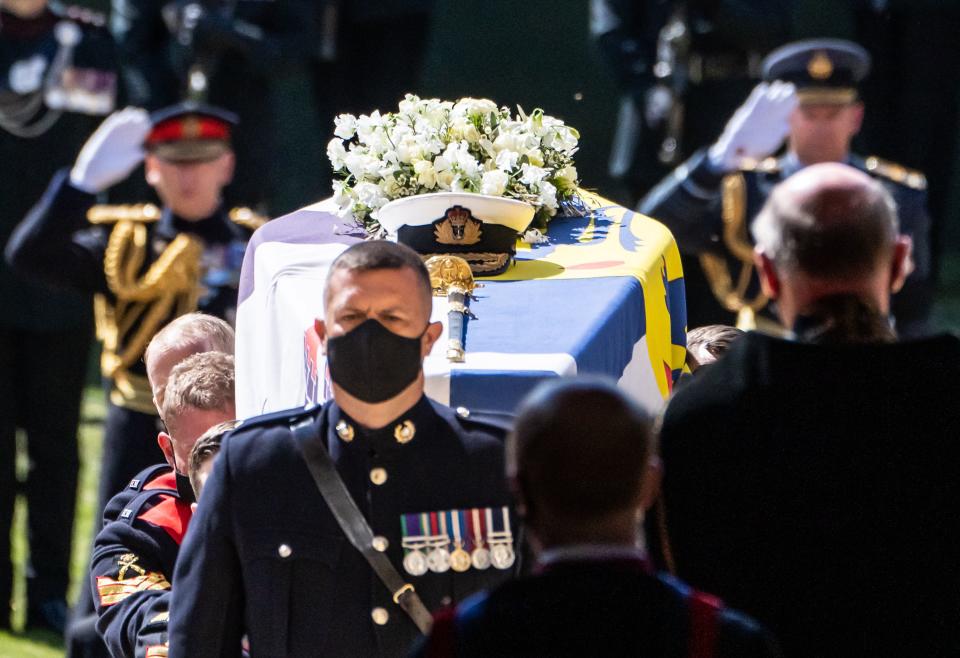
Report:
90,517,176,658
4,169,110,294
638,150,726,253
890,188,934,338
168,437,245,658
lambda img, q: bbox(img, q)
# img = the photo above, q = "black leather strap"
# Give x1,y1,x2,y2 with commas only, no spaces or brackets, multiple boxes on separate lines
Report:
291,418,433,634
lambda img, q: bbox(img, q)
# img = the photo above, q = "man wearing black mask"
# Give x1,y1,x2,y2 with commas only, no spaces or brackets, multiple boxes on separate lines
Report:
168,240,518,658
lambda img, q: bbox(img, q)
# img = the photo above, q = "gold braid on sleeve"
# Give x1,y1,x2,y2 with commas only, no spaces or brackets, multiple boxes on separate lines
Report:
95,222,203,412
697,173,769,330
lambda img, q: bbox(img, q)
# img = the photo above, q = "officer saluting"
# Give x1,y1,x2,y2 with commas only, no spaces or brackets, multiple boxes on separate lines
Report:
169,241,518,657
640,39,933,338
5,101,263,518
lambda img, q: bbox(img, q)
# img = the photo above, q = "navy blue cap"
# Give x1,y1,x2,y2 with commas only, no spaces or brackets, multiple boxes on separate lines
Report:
145,101,239,162
763,39,871,104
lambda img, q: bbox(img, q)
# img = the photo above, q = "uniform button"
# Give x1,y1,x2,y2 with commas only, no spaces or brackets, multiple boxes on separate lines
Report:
456,406,470,419
371,607,389,625
370,467,388,485
372,536,389,552
277,543,292,558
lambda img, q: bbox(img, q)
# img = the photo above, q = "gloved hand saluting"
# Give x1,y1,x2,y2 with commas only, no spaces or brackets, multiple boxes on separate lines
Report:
70,107,152,193
708,81,798,173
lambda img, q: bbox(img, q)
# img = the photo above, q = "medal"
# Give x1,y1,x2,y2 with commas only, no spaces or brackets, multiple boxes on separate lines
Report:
469,508,491,570
403,549,428,576
487,507,516,570
400,513,429,576
426,546,451,573
426,512,451,573
449,510,471,572
490,542,515,570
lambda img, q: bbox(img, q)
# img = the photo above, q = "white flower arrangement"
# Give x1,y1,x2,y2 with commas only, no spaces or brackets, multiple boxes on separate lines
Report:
327,94,580,233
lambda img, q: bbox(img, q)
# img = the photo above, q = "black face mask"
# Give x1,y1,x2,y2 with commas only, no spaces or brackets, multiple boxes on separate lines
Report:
326,318,425,404
175,470,196,505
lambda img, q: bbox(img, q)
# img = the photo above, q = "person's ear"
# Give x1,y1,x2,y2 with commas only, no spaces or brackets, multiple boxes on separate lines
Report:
157,432,176,471
421,321,443,358
144,155,161,187
314,318,327,354
639,456,663,512
890,235,912,294
848,101,865,136
219,151,236,186
754,249,781,300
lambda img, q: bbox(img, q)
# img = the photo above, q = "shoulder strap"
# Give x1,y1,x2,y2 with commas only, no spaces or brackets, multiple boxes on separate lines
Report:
687,589,722,658
290,418,433,634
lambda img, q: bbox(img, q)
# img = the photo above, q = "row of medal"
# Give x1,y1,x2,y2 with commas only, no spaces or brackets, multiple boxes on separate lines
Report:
400,507,515,576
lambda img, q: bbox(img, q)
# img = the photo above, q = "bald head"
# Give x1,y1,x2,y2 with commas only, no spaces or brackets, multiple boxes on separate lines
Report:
753,162,899,280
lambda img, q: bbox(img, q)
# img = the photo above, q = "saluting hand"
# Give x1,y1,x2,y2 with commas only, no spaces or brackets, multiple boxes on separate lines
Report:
70,107,152,194
708,81,798,173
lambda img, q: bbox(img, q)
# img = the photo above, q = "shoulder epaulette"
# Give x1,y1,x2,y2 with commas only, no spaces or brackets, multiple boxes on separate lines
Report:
63,4,107,27
229,207,268,232
235,403,321,434
739,157,780,174
126,464,174,492
116,489,177,526
87,204,162,225
864,156,927,190
451,405,514,436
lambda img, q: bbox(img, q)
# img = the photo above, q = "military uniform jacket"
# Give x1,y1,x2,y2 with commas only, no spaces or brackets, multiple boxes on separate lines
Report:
660,332,960,657
639,150,933,336
413,557,782,658
91,464,190,658
4,169,260,412
0,4,117,330
169,396,516,658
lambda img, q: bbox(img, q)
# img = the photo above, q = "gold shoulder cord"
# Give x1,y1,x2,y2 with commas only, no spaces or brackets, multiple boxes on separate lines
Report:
95,221,203,411
229,207,268,232
697,173,769,330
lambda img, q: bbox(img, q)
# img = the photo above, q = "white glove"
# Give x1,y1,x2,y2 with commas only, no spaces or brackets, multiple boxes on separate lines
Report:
70,107,152,193
708,81,798,172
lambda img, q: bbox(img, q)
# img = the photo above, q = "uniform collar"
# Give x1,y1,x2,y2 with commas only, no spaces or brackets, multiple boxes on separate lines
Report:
782,151,858,178
327,395,435,453
155,203,236,243
537,544,650,572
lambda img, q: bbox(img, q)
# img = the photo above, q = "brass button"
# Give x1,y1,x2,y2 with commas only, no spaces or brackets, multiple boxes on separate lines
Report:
394,420,416,444
335,420,354,443
371,607,389,625
277,544,292,558
370,468,388,485
372,536,389,552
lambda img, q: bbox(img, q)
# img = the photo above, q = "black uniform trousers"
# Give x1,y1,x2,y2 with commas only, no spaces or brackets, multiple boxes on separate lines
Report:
0,324,90,625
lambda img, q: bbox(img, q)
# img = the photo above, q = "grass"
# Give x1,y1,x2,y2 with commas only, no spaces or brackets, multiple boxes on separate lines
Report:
0,387,105,658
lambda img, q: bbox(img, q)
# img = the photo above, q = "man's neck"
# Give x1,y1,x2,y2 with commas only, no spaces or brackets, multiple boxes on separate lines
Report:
332,376,425,430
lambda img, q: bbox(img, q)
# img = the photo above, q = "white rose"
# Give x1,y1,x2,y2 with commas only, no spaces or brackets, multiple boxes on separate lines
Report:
333,114,357,139
452,97,498,119
495,149,519,171
538,181,558,212
437,169,455,190
520,163,549,186
414,160,437,189
481,169,509,196
493,131,522,153
355,181,388,209
326,138,347,169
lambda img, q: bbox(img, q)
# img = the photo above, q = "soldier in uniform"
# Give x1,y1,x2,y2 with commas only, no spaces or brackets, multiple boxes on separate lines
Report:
415,378,782,658
0,0,117,632
6,100,262,520
168,241,518,657
639,39,933,337
91,352,235,658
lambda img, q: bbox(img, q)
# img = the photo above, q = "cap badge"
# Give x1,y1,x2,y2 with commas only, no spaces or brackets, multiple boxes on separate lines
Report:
335,420,354,443
434,206,482,245
807,51,833,80
181,116,201,139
